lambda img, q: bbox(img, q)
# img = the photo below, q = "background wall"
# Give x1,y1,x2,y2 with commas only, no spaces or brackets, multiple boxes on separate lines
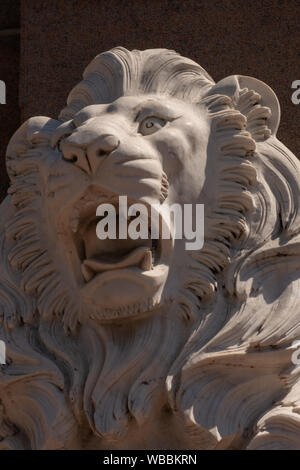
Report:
0,0,20,201
1,0,299,201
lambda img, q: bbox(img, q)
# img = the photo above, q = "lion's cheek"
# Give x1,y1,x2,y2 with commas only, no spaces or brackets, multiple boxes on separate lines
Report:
151,127,208,202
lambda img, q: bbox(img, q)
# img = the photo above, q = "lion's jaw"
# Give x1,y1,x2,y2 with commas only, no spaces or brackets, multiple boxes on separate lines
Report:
35,94,211,324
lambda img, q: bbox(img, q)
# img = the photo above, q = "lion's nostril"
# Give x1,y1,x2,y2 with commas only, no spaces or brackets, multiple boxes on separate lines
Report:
63,154,78,163
97,150,107,158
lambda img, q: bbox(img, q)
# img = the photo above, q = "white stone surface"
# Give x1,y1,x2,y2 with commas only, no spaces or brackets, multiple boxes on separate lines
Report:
1,47,300,449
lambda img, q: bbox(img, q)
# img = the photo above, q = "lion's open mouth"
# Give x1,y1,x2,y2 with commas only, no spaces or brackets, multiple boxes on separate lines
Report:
70,195,161,283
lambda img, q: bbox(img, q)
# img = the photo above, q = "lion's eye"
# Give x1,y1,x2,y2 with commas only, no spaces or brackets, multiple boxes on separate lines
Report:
51,120,75,150
139,117,167,136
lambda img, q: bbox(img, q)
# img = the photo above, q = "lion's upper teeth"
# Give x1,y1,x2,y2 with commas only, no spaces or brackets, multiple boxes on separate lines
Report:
70,211,80,233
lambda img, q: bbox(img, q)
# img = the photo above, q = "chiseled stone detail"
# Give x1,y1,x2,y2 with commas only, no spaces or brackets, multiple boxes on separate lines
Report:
1,47,300,450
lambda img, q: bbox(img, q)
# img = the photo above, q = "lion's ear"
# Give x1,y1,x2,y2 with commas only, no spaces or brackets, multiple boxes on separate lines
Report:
206,75,281,138
6,116,61,180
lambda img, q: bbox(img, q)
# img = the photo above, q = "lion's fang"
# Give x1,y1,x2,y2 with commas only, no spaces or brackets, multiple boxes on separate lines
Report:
141,250,153,271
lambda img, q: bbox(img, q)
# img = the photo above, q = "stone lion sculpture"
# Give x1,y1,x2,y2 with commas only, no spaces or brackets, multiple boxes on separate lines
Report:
1,47,300,450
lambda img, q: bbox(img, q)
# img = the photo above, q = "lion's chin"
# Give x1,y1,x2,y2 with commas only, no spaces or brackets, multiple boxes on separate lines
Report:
80,264,169,320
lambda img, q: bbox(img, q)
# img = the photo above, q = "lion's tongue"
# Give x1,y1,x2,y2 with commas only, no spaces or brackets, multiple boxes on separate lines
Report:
82,246,152,281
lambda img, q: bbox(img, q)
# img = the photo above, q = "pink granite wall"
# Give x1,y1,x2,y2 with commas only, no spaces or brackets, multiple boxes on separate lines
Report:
0,0,20,201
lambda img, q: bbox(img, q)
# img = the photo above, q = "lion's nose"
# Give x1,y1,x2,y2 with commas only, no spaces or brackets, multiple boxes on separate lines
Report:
86,134,120,173
61,134,120,174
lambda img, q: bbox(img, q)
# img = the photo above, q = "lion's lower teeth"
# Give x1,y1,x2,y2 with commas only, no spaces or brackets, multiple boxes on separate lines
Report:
81,264,94,282
141,250,153,271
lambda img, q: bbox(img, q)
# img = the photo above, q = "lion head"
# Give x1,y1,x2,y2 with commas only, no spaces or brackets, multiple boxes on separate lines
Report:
1,47,300,450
